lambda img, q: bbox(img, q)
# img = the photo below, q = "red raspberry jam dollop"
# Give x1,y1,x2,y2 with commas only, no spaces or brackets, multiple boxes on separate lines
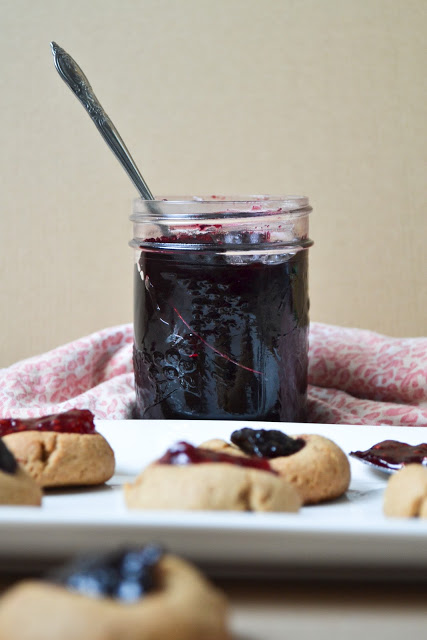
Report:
157,441,277,474
350,440,427,471
0,409,96,438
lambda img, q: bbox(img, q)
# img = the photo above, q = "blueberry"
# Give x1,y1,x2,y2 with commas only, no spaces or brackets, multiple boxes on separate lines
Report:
47,545,163,602
0,440,17,475
230,428,305,458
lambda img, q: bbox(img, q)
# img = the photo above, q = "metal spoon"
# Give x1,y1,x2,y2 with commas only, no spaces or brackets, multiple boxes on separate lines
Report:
50,41,154,201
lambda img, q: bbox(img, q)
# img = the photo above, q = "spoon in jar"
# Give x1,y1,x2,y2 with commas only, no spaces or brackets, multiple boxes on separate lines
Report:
50,41,154,201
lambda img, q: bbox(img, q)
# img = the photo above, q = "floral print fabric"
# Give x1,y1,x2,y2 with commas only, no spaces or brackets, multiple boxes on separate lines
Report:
0,323,426,425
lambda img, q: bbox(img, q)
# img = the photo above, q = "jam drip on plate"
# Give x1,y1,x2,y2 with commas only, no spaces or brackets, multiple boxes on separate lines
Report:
0,440,18,475
48,546,163,602
157,441,277,474
230,427,305,458
0,409,96,438
350,440,427,471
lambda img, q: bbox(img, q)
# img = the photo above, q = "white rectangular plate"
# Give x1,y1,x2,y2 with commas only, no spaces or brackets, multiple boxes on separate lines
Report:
1,420,427,580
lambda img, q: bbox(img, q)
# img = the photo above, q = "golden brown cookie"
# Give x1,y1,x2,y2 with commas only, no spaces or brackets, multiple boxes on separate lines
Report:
0,554,230,640
125,462,301,512
383,464,427,518
0,440,42,506
201,434,351,505
0,465,42,506
3,431,115,488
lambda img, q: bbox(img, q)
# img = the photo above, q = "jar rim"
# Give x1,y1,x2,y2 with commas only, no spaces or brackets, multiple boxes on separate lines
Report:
130,194,312,251
134,194,308,206
131,195,311,222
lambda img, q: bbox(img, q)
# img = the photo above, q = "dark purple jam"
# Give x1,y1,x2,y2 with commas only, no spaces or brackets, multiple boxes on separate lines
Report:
48,546,163,602
157,440,277,474
350,440,427,471
0,440,18,475
0,409,96,438
133,244,309,421
230,427,306,458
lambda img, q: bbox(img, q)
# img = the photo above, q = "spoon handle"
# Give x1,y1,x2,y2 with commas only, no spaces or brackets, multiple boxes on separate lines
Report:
50,42,154,201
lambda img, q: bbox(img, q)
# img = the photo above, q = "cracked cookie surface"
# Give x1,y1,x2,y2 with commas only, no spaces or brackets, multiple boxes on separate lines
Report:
125,462,301,512
3,432,115,488
201,435,351,505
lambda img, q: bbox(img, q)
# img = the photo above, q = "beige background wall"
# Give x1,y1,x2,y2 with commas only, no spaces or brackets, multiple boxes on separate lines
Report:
0,0,425,368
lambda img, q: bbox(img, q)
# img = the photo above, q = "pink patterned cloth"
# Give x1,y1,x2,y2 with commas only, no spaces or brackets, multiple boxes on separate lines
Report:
0,323,426,425
307,324,427,426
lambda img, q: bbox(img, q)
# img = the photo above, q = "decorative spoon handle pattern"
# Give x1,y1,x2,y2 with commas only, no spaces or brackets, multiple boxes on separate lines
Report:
50,41,154,201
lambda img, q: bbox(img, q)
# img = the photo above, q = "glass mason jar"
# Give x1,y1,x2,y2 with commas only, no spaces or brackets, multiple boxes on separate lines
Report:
130,195,313,422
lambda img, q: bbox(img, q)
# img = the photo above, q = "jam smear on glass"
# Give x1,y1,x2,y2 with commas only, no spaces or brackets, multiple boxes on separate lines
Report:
0,409,96,438
230,427,305,458
350,440,427,471
48,545,163,602
157,440,277,475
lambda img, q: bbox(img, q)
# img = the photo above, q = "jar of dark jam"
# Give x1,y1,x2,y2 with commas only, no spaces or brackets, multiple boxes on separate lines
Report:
130,196,313,422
